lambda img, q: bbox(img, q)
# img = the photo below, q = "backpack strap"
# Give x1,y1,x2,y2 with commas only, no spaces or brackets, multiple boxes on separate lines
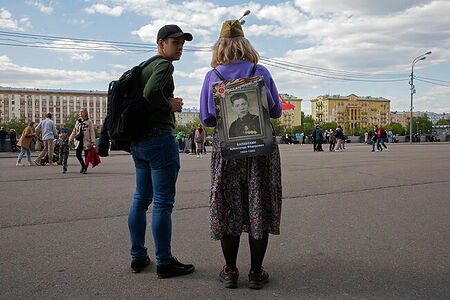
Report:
249,63,257,77
212,63,257,81
212,68,225,81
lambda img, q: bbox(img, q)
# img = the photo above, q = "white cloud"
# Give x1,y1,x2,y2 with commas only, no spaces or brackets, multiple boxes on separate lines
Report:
415,86,450,113
85,4,124,16
0,55,112,88
174,67,210,81
28,1,54,15
19,17,32,28
173,84,202,108
111,64,127,69
0,8,23,31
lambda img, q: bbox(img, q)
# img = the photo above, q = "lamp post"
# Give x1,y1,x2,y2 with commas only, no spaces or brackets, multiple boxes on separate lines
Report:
410,51,431,143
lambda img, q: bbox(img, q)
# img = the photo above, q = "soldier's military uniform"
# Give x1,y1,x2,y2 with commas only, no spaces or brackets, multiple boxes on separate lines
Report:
228,113,261,138
58,135,70,173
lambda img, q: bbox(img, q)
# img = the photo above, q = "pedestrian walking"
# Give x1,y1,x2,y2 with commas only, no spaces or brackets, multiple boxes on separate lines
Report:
376,125,388,151
9,129,17,152
329,129,336,151
125,24,195,277
16,122,36,166
0,127,6,152
335,126,344,151
58,128,70,173
313,125,323,152
69,108,96,174
34,113,58,166
199,19,283,289
194,124,206,158
176,130,185,151
188,124,196,154
301,130,306,144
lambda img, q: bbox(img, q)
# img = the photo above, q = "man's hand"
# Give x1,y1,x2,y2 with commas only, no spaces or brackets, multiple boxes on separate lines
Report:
169,97,183,113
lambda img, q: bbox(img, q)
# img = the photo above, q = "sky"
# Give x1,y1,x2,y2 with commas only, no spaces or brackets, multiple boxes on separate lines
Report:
0,0,449,115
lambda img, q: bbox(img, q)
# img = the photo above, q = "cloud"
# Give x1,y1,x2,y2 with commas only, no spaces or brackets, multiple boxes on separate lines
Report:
0,8,24,31
0,55,112,88
415,86,450,113
85,4,124,16
27,1,54,15
174,67,210,81
173,84,202,109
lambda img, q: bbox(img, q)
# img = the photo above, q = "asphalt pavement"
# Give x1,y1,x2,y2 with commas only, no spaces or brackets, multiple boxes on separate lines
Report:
0,142,449,299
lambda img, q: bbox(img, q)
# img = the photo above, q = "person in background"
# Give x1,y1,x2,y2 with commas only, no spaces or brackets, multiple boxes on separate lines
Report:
9,129,17,152
194,123,206,158
301,130,306,144
188,124,196,154
0,127,7,152
387,130,393,143
34,113,58,166
329,129,336,152
176,130,185,151
58,128,70,174
364,131,369,144
335,126,344,151
16,122,36,166
199,19,283,290
69,108,95,174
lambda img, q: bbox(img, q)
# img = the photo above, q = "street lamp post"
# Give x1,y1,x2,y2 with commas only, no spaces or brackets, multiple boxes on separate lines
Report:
410,51,431,144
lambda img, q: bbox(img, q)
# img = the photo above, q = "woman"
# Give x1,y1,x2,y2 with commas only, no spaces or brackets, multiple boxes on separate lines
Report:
194,124,206,158
199,20,282,289
335,126,344,151
16,122,36,166
69,108,95,174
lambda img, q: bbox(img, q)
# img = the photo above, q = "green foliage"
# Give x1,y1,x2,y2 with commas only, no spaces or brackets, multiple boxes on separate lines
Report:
406,115,433,134
436,118,450,125
384,122,405,135
321,122,337,132
301,115,315,135
63,112,80,135
270,118,284,136
2,117,28,134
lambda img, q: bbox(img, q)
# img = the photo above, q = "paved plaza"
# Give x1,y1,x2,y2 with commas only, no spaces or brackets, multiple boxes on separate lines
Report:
0,143,449,299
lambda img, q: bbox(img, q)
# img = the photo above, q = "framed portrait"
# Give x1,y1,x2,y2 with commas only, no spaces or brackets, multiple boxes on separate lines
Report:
213,76,275,160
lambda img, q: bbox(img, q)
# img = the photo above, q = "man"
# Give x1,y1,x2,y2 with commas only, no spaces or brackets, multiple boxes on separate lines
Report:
188,124,196,154
127,24,195,278
9,129,17,152
313,125,323,152
0,127,7,152
228,93,261,138
34,113,58,166
376,125,388,151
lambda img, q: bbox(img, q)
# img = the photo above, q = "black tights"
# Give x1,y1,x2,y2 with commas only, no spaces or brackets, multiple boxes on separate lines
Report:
221,232,269,273
76,145,88,169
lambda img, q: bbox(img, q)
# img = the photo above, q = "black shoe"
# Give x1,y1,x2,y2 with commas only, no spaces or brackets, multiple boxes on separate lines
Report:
131,256,151,273
248,268,269,289
219,266,239,288
82,168,87,174
80,167,84,173
157,257,195,279
63,169,66,174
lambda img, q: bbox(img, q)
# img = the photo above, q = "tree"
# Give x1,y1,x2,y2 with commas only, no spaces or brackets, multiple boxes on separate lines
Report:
406,115,432,134
301,116,315,135
270,118,284,136
5,117,28,135
63,112,80,135
321,121,337,132
436,118,450,125
384,122,405,135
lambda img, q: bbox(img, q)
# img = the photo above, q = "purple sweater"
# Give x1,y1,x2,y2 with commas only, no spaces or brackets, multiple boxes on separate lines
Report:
199,60,282,127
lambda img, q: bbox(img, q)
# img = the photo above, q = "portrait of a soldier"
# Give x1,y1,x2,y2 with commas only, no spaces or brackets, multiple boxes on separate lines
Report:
228,92,261,138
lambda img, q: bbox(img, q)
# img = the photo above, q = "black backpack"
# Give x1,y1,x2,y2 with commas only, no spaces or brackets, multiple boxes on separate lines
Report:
105,57,158,151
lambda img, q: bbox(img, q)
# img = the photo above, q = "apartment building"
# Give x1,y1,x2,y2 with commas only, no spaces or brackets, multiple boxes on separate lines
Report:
311,94,390,130
279,93,302,128
391,111,413,128
0,87,107,131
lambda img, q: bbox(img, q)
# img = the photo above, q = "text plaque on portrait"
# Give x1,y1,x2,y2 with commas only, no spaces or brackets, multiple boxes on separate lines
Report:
213,76,274,160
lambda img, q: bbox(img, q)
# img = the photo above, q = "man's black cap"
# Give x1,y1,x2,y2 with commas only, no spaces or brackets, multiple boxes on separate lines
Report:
157,25,193,43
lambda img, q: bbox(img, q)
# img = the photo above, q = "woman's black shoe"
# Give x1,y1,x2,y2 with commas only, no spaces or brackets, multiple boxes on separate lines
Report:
80,167,84,173
131,256,151,273
248,268,269,289
219,266,239,288
156,257,195,279
82,167,87,174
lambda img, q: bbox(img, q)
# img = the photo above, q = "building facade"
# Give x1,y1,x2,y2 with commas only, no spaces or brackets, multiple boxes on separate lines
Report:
391,111,413,128
174,108,200,126
415,111,449,124
0,87,107,131
311,94,390,130
279,94,302,128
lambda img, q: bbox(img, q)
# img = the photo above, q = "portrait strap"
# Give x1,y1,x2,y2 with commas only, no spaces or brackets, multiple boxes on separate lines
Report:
212,63,257,81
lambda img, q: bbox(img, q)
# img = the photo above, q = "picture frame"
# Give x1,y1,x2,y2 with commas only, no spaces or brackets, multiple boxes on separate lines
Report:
212,76,275,160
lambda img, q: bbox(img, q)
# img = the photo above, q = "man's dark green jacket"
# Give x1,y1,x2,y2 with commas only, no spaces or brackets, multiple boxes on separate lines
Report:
140,55,175,130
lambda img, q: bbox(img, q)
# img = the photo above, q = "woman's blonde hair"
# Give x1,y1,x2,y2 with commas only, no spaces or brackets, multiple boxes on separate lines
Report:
211,37,259,68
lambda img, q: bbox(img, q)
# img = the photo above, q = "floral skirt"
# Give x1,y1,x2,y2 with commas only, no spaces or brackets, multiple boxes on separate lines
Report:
209,135,282,240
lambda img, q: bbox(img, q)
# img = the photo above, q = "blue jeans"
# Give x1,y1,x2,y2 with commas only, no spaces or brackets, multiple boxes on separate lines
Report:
376,138,387,150
0,139,5,152
128,129,180,265
17,147,32,163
